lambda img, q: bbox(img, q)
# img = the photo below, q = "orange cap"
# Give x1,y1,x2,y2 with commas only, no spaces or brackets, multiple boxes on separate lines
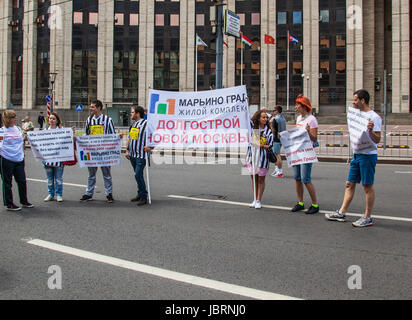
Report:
295,94,312,112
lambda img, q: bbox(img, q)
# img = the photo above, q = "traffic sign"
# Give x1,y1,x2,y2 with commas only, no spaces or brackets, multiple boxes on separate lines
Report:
45,95,52,103
75,104,83,112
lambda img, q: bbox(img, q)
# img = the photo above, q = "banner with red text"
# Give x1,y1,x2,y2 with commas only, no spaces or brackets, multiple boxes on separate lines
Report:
146,86,251,148
280,128,318,167
76,134,122,168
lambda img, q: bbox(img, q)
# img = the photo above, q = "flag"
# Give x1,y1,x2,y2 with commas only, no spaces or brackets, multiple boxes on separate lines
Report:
196,35,207,47
288,34,299,43
264,34,275,45
241,34,253,47
223,40,228,48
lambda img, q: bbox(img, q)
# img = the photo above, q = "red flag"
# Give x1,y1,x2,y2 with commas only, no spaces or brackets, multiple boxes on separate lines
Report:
223,40,228,48
264,34,275,45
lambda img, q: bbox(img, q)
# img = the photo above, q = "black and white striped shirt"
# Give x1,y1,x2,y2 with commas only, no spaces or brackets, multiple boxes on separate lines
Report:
128,119,147,159
85,114,115,136
245,122,274,169
44,126,62,167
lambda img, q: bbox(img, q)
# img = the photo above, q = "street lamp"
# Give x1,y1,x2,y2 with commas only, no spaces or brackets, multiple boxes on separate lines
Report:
49,72,58,113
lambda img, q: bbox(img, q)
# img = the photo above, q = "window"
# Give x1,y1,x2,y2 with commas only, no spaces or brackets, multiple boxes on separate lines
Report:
251,13,260,25
320,35,330,48
115,13,124,26
320,10,329,23
155,14,164,26
336,35,346,47
278,12,287,25
130,14,139,26
89,12,98,25
238,13,245,26
320,61,330,74
336,9,346,22
293,11,302,24
196,14,204,26
73,12,83,24
170,14,179,26
336,61,346,74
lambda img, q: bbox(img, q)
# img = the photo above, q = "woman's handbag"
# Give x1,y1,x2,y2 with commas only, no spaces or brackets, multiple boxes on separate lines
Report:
267,148,277,163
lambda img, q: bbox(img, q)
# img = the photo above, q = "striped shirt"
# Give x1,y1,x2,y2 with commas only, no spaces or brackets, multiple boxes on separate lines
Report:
85,114,115,136
245,121,274,169
43,126,62,167
128,119,147,159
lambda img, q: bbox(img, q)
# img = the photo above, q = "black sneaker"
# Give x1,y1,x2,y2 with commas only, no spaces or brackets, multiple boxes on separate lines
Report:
106,194,114,203
291,203,305,212
22,202,34,208
80,194,93,202
7,204,22,211
306,205,320,215
130,196,141,202
137,198,147,206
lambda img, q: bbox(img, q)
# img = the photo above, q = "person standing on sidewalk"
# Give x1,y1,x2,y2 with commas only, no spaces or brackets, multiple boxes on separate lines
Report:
291,95,319,215
38,112,45,130
326,89,382,227
125,106,152,206
80,100,116,203
270,105,287,178
0,110,34,211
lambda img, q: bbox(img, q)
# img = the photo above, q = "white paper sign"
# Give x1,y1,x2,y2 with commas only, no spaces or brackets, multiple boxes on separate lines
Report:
27,128,74,162
0,128,4,149
280,128,318,167
76,134,121,168
147,86,251,149
347,107,376,153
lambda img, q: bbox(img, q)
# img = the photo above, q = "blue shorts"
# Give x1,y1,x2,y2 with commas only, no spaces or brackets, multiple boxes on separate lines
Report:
273,142,282,155
293,163,313,184
348,154,378,186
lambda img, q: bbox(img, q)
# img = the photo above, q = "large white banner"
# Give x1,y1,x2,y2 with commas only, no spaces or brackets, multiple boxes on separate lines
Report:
27,128,74,162
0,128,4,148
147,86,251,148
76,134,121,168
280,128,318,167
347,107,376,153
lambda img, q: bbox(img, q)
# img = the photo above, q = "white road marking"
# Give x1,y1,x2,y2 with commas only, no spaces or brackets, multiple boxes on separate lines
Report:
395,171,412,174
27,178,89,189
168,195,412,223
25,238,300,300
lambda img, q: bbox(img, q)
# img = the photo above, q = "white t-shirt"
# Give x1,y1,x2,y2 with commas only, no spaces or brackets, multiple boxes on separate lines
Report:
358,110,382,155
296,114,318,129
0,126,24,162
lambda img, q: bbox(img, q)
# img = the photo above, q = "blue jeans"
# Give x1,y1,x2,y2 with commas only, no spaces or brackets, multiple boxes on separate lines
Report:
293,163,313,184
45,166,64,196
86,166,112,196
130,157,147,199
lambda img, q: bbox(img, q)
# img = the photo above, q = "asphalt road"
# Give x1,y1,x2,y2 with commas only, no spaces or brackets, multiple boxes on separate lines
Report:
0,151,411,300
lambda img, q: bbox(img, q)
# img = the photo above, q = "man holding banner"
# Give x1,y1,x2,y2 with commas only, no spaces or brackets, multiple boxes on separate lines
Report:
79,100,116,203
326,90,382,227
125,106,152,206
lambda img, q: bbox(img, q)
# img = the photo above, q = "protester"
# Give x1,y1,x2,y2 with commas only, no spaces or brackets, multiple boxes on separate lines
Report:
22,116,34,143
291,95,319,214
125,106,153,206
326,89,382,227
0,110,34,211
245,110,274,209
43,112,66,202
80,100,116,203
270,105,287,178
38,112,45,130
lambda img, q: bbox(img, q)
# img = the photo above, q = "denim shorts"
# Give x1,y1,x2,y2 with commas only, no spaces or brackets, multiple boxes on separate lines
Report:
293,163,313,184
272,142,282,155
348,154,378,186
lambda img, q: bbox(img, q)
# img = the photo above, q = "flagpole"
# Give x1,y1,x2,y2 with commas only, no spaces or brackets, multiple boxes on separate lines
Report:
287,30,290,111
195,34,198,92
265,42,268,108
241,35,244,86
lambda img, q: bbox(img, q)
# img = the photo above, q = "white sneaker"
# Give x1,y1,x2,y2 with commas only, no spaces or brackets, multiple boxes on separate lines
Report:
270,168,279,177
249,201,256,208
56,196,63,202
44,195,54,202
255,201,262,209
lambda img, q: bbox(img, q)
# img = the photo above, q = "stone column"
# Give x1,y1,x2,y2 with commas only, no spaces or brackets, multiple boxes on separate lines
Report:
97,1,114,105
138,1,154,108
179,0,195,91
346,0,364,110
303,0,319,112
0,0,12,110
50,0,72,109
392,0,410,113
362,0,375,107
374,0,385,111
223,0,236,89
22,0,37,110
260,0,276,108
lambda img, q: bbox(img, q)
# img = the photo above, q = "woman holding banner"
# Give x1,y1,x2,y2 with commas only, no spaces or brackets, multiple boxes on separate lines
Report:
245,110,274,209
43,112,66,202
291,95,319,214
0,110,34,211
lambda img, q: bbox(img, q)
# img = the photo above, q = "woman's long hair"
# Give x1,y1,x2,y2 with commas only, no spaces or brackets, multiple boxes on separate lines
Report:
251,110,271,130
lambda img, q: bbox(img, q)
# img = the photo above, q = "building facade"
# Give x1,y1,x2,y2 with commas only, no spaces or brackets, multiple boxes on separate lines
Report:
0,0,410,125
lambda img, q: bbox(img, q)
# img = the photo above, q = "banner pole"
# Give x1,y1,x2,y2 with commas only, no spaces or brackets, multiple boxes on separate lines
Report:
145,151,152,205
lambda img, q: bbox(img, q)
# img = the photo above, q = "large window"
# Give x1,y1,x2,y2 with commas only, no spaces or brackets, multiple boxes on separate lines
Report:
71,0,98,106
319,0,346,107
276,0,303,107
113,0,139,103
154,0,180,90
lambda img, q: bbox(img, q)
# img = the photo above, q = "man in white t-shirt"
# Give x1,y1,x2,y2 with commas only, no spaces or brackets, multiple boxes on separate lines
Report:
326,90,382,227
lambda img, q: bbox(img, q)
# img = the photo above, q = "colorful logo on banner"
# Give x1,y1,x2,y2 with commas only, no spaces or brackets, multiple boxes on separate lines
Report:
150,94,176,115
80,151,91,161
